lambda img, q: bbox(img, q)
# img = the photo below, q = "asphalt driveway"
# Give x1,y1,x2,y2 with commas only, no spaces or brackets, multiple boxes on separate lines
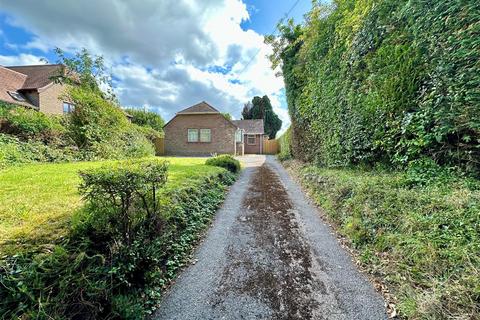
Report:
153,155,387,320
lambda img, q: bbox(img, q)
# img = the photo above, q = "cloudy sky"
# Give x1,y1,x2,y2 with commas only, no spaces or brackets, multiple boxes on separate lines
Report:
0,0,312,134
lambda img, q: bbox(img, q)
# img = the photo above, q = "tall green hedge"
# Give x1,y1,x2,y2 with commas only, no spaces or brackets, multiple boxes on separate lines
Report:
271,0,480,174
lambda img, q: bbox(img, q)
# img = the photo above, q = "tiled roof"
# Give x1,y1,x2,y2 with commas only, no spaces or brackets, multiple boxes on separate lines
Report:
177,101,220,114
0,66,35,108
232,119,265,134
6,64,63,90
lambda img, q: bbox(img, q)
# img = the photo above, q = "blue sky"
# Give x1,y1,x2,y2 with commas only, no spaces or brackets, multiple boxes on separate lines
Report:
0,0,312,134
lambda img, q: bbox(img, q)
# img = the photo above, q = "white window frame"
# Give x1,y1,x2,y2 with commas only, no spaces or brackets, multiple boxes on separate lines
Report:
187,128,199,142
247,134,256,145
199,129,211,143
235,129,243,143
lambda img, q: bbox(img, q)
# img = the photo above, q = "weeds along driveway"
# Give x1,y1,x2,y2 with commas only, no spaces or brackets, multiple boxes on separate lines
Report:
154,155,386,320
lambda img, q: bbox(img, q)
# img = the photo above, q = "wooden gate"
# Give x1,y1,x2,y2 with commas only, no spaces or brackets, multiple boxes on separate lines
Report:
263,139,279,155
154,137,165,156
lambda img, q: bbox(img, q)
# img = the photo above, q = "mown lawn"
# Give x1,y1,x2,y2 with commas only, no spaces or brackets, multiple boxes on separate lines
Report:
0,157,223,254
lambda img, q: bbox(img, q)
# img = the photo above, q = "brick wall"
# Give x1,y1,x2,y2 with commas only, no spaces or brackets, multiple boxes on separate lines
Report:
38,83,67,115
164,113,236,156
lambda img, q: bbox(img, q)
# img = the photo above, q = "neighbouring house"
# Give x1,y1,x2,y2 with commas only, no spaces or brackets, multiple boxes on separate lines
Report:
232,119,265,155
164,101,267,156
0,64,74,114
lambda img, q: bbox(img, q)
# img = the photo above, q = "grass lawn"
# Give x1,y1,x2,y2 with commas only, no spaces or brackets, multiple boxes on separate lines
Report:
0,157,223,254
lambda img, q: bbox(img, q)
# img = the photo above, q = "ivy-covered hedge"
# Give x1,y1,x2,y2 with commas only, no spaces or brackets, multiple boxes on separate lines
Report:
278,127,293,161
270,0,479,174
0,159,236,319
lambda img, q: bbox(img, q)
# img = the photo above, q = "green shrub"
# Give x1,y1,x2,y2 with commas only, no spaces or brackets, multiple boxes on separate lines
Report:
133,124,162,141
278,127,293,161
124,108,165,133
0,161,236,319
206,154,241,173
296,164,480,319
0,133,77,169
79,159,169,244
67,87,130,148
0,104,66,142
67,88,155,160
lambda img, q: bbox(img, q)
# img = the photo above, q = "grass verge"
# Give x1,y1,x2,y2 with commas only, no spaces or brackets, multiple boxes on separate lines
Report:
0,157,235,319
283,160,479,319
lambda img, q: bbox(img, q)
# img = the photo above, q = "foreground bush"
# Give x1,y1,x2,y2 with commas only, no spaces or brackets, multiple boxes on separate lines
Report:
289,162,480,319
206,154,241,173
0,159,236,319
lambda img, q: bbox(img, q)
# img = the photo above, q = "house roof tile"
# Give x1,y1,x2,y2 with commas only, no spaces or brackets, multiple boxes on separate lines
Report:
232,119,265,134
177,101,220,114
0,66,36,108
6,64,63,90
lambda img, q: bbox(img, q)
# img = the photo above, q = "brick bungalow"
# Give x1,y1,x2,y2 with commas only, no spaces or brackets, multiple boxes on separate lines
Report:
164,101,267,156
0,64,74,114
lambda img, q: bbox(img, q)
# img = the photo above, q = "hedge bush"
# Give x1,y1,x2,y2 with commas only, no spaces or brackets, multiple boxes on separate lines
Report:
278,127,293,161
0,159,236,319
0,103,66,142
270,0,480,174
0,133,77,168
124,108,165,133
206,154,241,173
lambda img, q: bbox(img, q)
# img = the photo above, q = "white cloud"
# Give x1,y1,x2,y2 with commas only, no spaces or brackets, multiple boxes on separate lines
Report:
24,37,50,52
0,53,45,65
0,0,290,131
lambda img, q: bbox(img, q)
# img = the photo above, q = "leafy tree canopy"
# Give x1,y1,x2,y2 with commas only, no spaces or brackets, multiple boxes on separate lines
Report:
124,108,165,132
242,95,282,139
222,112,232,121
50,47,116,101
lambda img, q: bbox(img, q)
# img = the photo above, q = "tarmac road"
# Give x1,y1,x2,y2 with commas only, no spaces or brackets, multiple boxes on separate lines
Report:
153,155,387,320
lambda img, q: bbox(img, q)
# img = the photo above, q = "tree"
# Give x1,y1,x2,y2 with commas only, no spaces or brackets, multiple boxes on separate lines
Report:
241,102,252,120
242,95,282,139
125,108,165,132
50,47,116,101
222,112,232,121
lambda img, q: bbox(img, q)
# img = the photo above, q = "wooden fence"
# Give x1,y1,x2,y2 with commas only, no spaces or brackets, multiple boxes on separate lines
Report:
153,137,165,156
263,139,280,155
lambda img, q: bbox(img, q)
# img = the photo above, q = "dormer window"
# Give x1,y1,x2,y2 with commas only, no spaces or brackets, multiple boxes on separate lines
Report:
7,91,26,102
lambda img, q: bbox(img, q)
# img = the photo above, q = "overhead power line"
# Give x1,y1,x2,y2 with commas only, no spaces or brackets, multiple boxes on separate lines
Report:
237,0,302,75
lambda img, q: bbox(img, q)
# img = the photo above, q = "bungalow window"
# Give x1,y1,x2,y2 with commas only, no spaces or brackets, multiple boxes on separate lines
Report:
63,102,75,114
199,129,211,142
187,129,199,142
247,134,256,145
